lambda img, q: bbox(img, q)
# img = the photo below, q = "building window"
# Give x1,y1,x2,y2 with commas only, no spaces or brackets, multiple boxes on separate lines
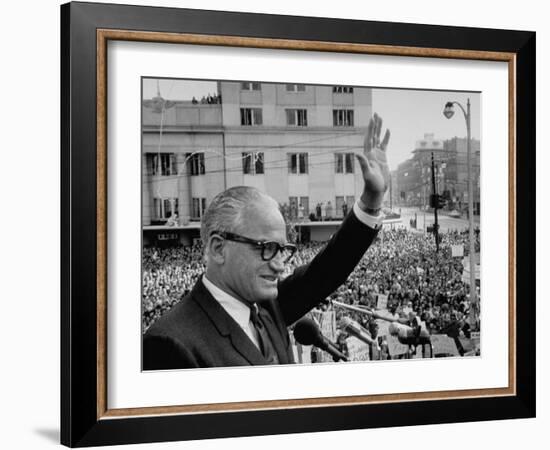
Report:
285,84,306,92
240,108,263,126
333,86,354,94
147,153,177,176
192,197,207,220
335,153,355,174
153,197,178,220
241,82,261,91
288,153,308,174
286,109,308,127
242,152,264,175
333,109,354,127
187,152,205,175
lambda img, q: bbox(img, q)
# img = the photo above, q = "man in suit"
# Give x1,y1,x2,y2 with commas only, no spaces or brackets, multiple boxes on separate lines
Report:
143,113,391,370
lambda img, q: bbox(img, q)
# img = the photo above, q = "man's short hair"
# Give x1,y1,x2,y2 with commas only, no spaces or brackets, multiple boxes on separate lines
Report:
200,186,278,260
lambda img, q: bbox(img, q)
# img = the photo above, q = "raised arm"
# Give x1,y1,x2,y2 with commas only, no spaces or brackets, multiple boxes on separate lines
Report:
355,112,391,215
277,113,391,324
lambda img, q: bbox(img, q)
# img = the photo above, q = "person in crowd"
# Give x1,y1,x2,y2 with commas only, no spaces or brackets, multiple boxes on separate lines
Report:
290,200,297,220
316,203,322,220
281,203,289,221
298,203,304,220
342,201,348,218
166,212,178,227
326,201,333,220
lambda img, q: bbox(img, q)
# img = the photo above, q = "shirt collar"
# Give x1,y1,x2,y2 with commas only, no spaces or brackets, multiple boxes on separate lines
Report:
202,275,251,329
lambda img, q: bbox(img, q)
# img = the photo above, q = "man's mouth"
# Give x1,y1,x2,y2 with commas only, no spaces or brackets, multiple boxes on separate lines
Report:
260,275,278,282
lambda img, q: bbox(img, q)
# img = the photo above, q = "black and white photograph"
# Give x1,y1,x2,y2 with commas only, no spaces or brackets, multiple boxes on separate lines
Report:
141,78,481,370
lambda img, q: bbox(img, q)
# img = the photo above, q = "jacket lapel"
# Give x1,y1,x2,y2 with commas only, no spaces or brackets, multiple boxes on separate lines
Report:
191,279,266,365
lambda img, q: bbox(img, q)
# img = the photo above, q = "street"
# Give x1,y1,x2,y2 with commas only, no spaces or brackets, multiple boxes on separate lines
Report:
389,207,480,233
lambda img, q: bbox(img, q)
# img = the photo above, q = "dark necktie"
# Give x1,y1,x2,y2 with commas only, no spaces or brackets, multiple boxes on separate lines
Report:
250,304,279,364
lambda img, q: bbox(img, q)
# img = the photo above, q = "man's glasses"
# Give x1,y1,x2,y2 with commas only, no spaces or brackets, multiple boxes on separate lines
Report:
213,231,297,263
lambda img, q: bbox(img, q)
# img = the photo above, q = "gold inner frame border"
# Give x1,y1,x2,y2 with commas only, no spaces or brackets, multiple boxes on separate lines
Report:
96,28,517,420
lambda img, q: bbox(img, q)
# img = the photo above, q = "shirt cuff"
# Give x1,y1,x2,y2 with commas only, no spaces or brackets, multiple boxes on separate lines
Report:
353,201,384,230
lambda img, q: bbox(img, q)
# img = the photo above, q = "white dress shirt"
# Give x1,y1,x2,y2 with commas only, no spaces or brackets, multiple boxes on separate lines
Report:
202,275,261,349
352,201,384,230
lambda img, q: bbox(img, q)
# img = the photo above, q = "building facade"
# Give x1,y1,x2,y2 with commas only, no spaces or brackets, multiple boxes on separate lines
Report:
142,81,373,228
395,133,480,214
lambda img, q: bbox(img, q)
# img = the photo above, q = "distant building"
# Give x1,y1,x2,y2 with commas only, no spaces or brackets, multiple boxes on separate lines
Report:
395,133,480,213
444,136,481,214
142,81,374,239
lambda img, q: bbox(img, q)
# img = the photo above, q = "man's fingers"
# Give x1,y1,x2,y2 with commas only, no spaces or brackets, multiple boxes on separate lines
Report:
366,114,390,153
373,114,381,146
376,116,383,142
364,119,374,153
380,129,391,151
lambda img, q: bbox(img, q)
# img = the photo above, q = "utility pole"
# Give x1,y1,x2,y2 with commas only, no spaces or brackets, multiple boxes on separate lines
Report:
464,99,478,324
431,152,439,252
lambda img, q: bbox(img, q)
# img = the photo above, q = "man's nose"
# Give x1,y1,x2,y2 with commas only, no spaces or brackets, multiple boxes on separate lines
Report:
268,253,285,272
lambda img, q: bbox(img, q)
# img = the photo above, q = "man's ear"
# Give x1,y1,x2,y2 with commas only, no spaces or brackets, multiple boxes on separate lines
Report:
207,235,226,264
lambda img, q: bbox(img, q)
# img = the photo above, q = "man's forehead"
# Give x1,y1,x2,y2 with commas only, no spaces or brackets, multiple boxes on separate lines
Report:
238,199,286,235
243,197,279,218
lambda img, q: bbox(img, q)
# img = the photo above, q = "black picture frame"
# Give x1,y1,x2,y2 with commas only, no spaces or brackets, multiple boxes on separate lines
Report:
61,1,535,447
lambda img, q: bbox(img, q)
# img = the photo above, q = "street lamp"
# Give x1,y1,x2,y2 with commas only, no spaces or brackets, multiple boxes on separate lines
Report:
443,102,455,119
443,99,478,320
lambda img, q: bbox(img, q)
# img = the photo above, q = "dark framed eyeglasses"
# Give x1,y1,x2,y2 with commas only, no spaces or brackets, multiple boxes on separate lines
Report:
213,231,297,263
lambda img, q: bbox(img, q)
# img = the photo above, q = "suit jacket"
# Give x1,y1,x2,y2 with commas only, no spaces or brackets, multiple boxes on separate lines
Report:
143,210,378,370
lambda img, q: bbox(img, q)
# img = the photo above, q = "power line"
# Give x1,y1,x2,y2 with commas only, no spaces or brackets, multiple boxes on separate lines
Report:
143,144,367,183
144,130,365,163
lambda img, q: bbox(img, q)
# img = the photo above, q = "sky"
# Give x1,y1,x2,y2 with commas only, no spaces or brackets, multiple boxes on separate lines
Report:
372,89,480,170
143,78,480,170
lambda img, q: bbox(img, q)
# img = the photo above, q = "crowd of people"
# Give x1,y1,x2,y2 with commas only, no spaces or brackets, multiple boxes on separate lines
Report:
142,226,480,351
323,228,478,330
280,200,347,223
142,245,205,331
191,93,222,104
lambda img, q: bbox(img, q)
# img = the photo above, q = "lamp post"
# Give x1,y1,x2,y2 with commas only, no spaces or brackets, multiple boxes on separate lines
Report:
443,99,478,316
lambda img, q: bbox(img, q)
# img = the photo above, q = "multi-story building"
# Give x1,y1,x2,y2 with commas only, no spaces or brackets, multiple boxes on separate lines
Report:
142,81,373,241
395,133,480,213
444,137,481,214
